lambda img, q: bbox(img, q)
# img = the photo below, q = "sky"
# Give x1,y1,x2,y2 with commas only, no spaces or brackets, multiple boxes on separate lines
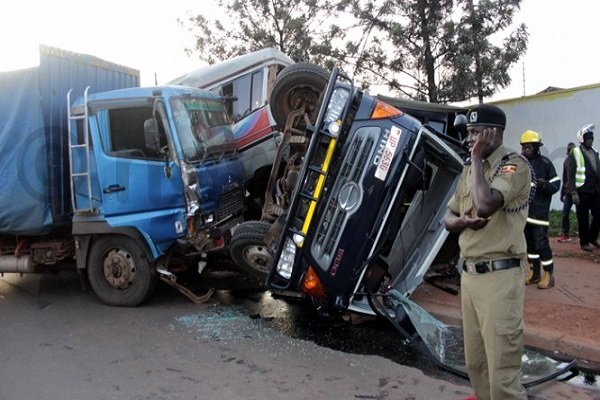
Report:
0,0,598,103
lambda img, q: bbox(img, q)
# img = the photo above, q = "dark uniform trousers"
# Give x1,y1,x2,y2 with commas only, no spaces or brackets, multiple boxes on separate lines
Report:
461,266,527,400
524,224,553,274
576,191,600,246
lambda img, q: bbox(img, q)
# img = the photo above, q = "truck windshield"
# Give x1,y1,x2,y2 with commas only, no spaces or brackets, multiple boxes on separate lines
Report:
171,97,236,162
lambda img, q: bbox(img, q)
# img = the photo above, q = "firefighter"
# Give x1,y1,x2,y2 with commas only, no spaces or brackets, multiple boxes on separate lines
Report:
520,130,560,289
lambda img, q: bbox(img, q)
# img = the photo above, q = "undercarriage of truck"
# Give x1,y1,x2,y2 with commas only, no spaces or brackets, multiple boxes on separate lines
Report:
261,66,576,386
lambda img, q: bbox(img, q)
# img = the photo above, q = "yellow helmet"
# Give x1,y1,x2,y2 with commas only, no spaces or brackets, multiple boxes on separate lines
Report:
520,130,543,146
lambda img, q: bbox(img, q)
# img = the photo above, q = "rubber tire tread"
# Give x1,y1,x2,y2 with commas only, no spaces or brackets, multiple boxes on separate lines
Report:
88,235,158,307
269,63,330,129
229,221,272,278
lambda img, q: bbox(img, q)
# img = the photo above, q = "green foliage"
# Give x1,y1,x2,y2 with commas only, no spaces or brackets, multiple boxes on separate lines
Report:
342,0,456,102
443,0,529,103
181,0,528,103
344,0,528,103
180,0,347,66
548,209,577,237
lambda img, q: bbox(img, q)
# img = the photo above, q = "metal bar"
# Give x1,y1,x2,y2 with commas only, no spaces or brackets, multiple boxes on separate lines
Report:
83,86,93,213
66,89,76,212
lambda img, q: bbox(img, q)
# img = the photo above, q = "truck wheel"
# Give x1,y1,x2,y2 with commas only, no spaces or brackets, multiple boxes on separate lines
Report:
88,236,158,307
230,221,273,278
270,63,330,129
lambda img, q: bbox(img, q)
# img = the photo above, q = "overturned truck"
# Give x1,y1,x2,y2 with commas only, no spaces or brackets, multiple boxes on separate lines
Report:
232,65,575,385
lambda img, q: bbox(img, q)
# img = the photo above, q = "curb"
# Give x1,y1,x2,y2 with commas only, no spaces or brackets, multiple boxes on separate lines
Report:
418,300,600,370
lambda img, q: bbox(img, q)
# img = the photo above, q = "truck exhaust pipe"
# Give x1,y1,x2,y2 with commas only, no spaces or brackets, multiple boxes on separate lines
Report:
0,256,35,273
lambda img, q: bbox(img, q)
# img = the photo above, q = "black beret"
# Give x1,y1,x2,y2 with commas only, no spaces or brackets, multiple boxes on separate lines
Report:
466,104,506,129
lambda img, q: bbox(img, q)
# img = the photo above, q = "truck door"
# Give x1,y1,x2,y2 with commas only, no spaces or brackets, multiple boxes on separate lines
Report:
91,101,185,221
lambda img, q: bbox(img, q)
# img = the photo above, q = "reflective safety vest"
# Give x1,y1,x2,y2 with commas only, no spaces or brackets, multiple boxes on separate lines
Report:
572,146,600,187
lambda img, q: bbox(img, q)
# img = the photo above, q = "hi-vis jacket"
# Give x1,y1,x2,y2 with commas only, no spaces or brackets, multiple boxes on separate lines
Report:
527,155,560,225
566,145,600,194
572,146,600,188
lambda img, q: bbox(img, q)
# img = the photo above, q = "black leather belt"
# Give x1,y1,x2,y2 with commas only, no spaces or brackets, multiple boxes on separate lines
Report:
463,258,521,274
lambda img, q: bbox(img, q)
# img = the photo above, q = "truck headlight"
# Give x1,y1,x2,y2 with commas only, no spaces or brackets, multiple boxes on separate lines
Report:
323,88,350,135
276,237,297,279
203,213,214,224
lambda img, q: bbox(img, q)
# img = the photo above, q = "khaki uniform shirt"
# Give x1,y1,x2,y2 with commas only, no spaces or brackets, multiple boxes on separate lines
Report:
447,145,531,262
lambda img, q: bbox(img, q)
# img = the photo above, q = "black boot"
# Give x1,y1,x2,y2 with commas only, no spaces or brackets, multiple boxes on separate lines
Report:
525,261,541,285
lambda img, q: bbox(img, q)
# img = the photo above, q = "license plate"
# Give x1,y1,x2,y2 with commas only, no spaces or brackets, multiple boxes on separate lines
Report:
375,126,402,181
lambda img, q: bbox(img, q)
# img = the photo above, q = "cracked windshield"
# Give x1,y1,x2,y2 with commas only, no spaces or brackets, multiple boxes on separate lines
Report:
172,96,235,162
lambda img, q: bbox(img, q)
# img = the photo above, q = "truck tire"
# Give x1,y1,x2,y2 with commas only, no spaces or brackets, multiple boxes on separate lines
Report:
270,63,330,130
229,221,273,278
88,236,158,307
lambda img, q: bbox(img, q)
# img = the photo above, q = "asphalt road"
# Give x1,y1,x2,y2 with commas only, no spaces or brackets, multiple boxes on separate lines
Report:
0,269,596,400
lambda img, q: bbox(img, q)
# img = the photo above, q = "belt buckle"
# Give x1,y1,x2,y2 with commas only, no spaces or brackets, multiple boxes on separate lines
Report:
476,261,490,273
465,263,477,274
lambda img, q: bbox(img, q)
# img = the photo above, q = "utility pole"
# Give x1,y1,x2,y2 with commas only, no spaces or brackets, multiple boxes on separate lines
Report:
522,61,526,97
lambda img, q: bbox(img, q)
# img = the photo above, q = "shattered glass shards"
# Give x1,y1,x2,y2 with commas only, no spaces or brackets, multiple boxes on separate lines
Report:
386,290,574,386
175,306,263,342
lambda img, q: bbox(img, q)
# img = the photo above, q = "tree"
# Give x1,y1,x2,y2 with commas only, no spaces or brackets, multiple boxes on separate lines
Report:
444,0,528,103
182,0,528,103
343,0,527,103
180,0,346,68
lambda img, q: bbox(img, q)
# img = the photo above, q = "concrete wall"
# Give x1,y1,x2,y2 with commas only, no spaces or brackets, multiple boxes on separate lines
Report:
493,83,600,210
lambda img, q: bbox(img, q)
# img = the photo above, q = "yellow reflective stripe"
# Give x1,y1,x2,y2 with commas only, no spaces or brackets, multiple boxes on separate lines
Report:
549,176,560,183
527,217,549,226
541,259,554,266
300,138,337,240
527,254,540,259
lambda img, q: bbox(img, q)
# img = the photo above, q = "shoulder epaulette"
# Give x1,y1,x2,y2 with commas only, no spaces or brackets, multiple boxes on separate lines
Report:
490,152,534,213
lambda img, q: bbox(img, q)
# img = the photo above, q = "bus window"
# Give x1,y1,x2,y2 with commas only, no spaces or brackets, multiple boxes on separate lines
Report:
251,71,264,110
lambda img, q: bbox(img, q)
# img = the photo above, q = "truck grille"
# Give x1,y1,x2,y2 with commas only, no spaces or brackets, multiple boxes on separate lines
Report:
215,187,244,220
312,131,375,265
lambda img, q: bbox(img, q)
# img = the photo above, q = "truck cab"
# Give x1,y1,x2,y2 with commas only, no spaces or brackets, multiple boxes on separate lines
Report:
68,86,245,305
267,69,466,310
169,48,294,214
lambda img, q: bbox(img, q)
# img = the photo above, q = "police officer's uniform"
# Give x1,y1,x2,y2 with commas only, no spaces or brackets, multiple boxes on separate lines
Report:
447,106,530,400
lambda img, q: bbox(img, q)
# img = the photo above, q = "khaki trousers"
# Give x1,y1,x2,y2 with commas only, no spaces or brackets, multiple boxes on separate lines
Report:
461,266,527,400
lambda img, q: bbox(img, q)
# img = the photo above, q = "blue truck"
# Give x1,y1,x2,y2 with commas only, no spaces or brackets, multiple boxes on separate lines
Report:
0,45,246,306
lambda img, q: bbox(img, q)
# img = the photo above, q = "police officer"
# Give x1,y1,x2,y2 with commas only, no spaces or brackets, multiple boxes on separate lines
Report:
520,130,560,289
444,104,530,400
565,124,600,252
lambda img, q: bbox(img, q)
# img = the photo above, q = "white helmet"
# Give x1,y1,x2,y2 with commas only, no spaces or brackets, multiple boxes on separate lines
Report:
577,123,595,143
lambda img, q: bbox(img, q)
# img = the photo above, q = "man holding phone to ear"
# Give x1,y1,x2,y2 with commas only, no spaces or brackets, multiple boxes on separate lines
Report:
444,104,531,400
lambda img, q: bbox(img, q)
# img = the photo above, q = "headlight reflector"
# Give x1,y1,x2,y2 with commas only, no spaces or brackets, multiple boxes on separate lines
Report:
276,237,297,279
323,88,350,128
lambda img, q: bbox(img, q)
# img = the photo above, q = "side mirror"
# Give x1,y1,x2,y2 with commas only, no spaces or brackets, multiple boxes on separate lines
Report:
222,95,238,104
143,118,161,153
454,114,467,137
454,114,468,143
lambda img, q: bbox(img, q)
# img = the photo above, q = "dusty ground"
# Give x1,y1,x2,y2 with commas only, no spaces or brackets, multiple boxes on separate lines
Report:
525,237,600,344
